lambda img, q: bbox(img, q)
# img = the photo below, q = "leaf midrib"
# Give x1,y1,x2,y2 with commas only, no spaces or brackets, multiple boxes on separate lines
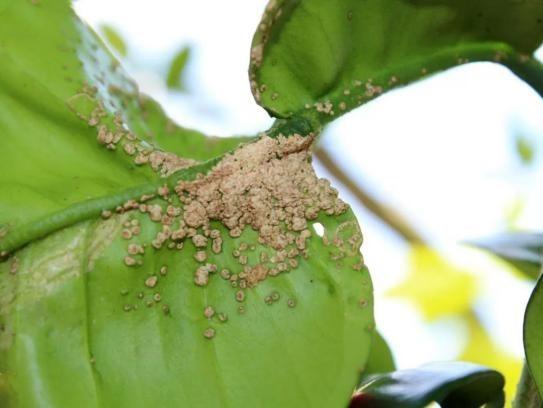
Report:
0,157,221,257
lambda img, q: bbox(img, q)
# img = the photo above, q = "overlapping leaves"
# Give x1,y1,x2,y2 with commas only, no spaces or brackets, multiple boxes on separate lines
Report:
0,1,374,407
2,0,543,406
250,0,543,124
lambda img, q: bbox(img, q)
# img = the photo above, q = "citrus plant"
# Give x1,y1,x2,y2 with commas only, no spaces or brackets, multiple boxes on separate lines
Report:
1,0,543,407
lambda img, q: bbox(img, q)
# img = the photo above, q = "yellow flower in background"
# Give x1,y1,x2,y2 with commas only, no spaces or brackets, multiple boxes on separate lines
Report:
388,245,478,320
460,314,523,406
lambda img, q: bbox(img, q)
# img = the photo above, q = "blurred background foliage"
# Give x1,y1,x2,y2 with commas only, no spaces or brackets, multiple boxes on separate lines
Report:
75,0,543,403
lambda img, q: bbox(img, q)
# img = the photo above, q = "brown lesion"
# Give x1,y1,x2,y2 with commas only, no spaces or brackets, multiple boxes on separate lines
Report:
111,133,356,320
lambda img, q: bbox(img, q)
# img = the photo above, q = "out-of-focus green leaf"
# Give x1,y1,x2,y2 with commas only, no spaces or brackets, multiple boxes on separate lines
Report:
363,331,396,377
388,246,478,320
459,313,522,406
515,135,536,166
505,198,526,230
250,0,543,124
467,233,543,280
350,362,505,408
99,24,127,57
523,264,543,400
166,46,190,91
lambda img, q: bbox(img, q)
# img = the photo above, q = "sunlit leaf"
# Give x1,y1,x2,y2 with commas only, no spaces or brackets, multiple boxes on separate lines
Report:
350,361,505,408
0,0,245,244
467,232,543,280
388,246,478,320
166,46,190,91
0,1,375,407
99,24,128,57
251,0,543,124
0,205,374,407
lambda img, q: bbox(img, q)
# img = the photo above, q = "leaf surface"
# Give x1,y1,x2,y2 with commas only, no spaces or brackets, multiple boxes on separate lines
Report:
350,362,505,408
363,331,396,377
0,209,373,407
0,0,244,254
0,2,375,407
250,0,543,124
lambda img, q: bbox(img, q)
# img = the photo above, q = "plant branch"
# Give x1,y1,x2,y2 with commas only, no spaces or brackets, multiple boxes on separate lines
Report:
0,157,222,257
314,148,427,245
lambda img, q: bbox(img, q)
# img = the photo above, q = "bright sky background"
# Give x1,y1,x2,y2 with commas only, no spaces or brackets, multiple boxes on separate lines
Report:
75,0,543,369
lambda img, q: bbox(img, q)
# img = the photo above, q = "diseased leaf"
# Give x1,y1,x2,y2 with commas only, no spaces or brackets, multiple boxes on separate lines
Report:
166,46,190,91
99,24,128,57
0,0,245,254
467,232,543,280
250,0,543,124
350,362,505,408
0,0,152,242
0,205,373,407
0,1,375,407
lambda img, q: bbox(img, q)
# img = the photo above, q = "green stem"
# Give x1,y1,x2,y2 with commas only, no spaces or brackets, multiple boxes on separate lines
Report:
300,42,543,126
513,362,542,408
315,148,426,245
0,157,220,257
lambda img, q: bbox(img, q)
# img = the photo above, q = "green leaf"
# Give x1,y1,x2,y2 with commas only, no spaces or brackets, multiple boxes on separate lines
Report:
363,331,396,377
0,1,375,407
0,207,374,407
515,134,536,166
0,0,244,254
0,0,147,243
467,233,543,280
250,0,543,124
99,24,128,57
523,265,543,400
114,89,251,160
166,46,191,91
350,362,505,408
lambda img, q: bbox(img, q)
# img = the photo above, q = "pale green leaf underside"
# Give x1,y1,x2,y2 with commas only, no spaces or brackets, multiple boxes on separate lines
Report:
250,0,543,123
0,210,373,408
0,1,375,407
0,0,243,241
